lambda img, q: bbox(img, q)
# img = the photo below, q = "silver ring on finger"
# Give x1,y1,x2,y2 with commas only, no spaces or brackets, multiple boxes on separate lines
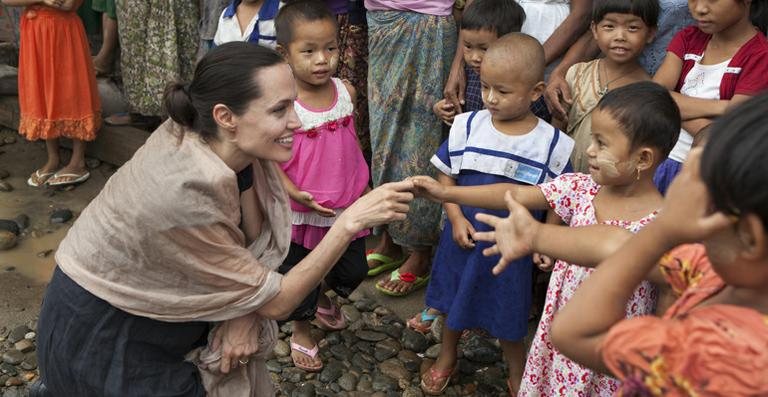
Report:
238,358,249,365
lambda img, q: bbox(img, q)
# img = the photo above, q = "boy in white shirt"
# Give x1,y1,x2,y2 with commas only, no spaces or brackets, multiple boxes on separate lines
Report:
213,0,284,48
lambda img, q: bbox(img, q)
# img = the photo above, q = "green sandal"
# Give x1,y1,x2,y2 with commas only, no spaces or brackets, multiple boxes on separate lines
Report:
366,250,406,277
375,269,430,297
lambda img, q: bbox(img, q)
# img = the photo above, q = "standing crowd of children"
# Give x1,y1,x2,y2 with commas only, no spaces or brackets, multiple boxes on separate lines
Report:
7,0,768,395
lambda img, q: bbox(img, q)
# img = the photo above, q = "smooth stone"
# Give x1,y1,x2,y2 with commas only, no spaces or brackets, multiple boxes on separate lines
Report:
378,359,410,382
373,339,400,362
324,331,341,346
1,350,23,365
85,158,101,169
338,372,358,392
425,343,442,359
280,381,297,395
282,367,305,383
273,339,290,358
340,330,358,346
352,341,374,355
291,382,315,397
373,307,392,316
0,180,12,192
50,209,73,224
280,322,293,334
371,373,398,392
347,290,365,302
329,344,352,361
0,231,15,250
397,350,422,372
374,324,402,339
401,328,429,353
350,353,375,372
346,319,363,332
379,314,404,326
0,363,17,376
340,305,361,323
13,214,28,230
23,332,35,341
319,359,344,383
266,359,282,373
13,339,33,353
277,356,293,365
430,316,444,342
355,330,387,342
0,376,8,388
0,169,8,179
462,335,501,364
473,366,506,389
355,378,373,393
8,326,29,344
352,298,376,312
4,377,21,387
402,387,425,397
0,220,19,235
2,387,23,397
361,312,380,329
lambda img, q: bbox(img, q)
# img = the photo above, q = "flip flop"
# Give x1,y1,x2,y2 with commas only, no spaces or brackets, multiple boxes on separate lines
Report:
366,250,406,276
27,169,54,187
289,337,323,372
407,308,439,334
47,171,90,187
420,364,456,395
314,299,346,331
375,269,430,297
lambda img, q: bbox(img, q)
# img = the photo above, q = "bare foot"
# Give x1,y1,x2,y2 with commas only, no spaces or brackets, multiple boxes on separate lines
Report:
376,250,430,295
289,321,322,372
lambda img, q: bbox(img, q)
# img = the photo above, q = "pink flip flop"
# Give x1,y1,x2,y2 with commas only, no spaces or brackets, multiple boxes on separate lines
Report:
314,300,346,331
289,338,323,372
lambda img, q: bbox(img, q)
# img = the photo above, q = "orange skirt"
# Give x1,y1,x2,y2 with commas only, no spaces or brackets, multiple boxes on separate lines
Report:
18,6,101,141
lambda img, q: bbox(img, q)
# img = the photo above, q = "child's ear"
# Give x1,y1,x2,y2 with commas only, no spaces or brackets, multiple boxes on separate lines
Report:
212,104,237,140
738,214,767,261
635,147,656,172
530,81,546,102
646,26,658,44
590,21,598,40
276,44,288,58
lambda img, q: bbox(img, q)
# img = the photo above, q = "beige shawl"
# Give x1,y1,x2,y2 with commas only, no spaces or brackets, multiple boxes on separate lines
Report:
56,120,291,396
565,59,603,173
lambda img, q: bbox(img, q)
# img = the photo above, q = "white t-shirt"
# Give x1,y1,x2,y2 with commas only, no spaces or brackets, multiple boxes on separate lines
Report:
213,0,282,49
518,0,570,77
668,57,730,162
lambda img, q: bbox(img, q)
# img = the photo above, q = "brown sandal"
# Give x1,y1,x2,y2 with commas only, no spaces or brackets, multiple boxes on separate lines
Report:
420,364,456,395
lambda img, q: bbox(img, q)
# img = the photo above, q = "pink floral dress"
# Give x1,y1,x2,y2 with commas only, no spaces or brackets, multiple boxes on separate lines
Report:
520,173,658,396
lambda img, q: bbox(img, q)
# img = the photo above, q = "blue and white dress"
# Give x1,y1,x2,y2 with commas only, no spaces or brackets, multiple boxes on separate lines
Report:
426,110,574,341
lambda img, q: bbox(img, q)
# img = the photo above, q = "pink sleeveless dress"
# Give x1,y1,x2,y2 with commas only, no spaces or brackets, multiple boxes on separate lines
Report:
280,78,370,249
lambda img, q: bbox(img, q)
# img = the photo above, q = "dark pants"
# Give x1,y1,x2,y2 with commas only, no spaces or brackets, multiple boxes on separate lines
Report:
37,267,208,397
277,238,367,322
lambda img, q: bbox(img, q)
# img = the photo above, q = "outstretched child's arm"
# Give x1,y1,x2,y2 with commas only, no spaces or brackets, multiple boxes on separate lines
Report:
549,149,734,372
411,175,550,210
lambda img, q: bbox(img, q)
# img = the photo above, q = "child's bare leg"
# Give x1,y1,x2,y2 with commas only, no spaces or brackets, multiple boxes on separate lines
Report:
367,229,404,268
422,327,460,392
500,339,525,395
42,138,61,172
93,14,118,73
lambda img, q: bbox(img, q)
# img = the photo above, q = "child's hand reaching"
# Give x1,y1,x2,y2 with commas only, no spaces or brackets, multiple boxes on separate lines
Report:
451,216,476,250
533,253,554,271
474,191,540,275
294,191,336,217
432,99,457,125
654,148,734,245
410,176,447,203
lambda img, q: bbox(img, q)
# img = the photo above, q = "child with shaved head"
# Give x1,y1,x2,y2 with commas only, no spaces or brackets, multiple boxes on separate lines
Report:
419,33,574,395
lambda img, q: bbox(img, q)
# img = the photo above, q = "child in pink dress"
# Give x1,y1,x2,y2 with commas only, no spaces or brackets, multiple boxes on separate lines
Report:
274,1,369,373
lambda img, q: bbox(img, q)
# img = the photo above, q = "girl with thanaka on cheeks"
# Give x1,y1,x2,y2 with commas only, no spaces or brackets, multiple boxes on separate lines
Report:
412,81,680,396
652,0,768,193
563,0,659,172
274,1,370,373
474,92,768,396
420,34,575,395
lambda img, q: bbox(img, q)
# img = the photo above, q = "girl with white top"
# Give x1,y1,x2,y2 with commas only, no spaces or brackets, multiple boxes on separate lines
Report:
652,0,768,194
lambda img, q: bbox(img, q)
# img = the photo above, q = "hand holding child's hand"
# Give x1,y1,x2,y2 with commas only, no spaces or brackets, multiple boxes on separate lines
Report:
433,99,457,125
410,176,447,203
654,148,734,244
474,191,540,275
533,253,554,271
295,191,336,217
544,72,572,122
451,216,476,250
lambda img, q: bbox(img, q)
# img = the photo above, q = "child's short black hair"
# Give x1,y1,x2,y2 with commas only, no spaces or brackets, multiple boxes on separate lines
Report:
461,0,526,37
702,92,768,225
591,0,660,28
275,0,337,47
596,81,680,158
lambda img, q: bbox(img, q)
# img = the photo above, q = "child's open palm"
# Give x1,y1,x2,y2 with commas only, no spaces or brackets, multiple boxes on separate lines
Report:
295,191,336,217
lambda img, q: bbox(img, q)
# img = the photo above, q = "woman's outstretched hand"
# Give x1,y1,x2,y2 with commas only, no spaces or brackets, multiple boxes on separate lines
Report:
473,191,540,275
339,180,414,234
654,148,734,245
409,175,447,203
